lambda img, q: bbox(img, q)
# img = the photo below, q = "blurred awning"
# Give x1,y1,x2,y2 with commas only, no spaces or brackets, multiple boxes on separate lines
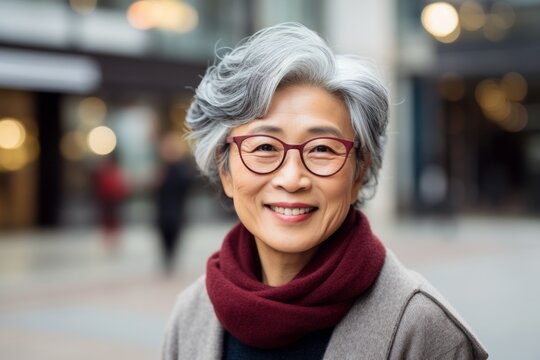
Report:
0,43,208,95
0,47,101,93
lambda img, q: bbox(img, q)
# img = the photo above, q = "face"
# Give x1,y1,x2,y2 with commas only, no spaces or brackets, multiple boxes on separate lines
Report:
219,84,365,261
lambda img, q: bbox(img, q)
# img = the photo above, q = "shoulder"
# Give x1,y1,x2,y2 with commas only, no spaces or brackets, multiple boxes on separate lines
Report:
162,276,221,360
389,290,488,359
381,253,487,359
168,276,208,322
383,254,488,359
162,277,206,359
325,251,488,359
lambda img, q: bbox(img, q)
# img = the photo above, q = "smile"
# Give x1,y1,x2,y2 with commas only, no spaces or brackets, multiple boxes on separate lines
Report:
268,205,317,216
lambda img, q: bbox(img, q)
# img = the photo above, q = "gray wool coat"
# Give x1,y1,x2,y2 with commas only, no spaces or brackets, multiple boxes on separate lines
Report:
162,250,488,359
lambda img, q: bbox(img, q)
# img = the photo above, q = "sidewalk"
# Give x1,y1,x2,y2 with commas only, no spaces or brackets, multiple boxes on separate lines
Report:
0,216,539,359
0,221,232,360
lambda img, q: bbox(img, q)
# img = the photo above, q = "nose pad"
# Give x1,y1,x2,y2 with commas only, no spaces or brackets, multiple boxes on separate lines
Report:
270,149,311,191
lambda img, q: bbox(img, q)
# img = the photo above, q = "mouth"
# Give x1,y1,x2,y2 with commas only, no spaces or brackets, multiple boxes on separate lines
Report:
265,203,318,216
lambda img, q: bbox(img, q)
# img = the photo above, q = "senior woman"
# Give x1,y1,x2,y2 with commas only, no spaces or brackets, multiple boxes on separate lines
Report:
162,23,488,359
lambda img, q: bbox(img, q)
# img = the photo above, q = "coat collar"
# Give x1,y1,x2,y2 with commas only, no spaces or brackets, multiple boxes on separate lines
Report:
324,251,417,358
194,251,412,359
182,250,486,359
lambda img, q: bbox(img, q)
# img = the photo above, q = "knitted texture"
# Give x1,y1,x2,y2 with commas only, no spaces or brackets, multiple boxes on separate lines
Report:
206,208,386,349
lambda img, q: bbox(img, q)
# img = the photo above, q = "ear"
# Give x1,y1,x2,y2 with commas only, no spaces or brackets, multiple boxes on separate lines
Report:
219,164,234,198
350,152,371,204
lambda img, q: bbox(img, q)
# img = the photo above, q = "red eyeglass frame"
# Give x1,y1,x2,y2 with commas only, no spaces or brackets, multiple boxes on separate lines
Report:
226,134,359,177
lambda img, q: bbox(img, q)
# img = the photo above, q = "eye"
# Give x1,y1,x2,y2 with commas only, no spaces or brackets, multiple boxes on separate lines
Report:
306,138,348,156
312,145,332,153
309,144,341,155
255,143,276,152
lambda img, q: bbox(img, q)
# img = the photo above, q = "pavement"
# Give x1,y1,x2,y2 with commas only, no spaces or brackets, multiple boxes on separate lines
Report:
0,215,539,359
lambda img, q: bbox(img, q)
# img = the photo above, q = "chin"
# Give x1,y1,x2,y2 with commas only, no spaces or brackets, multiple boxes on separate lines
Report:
267,237,321,254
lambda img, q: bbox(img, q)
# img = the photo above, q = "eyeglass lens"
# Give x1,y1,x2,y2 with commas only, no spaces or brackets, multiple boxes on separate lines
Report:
238,136,350,176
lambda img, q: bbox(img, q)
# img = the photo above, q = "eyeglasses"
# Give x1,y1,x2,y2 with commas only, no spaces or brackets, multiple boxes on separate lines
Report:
226,134,358,177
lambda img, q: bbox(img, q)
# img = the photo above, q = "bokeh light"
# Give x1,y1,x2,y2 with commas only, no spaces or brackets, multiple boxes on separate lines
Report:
459,1,486,31
435,25,461,43
159,0,198,33
78,96,107,128
501,72,527,102
25,134,40,162
127,0,156,30
421,2,460,38
491,2,515,30
475,76,529,132
69,0,98,15
127,0,198,33
0,118,26,149
0,147,29,171
483,14,508,41
475,79,511,122
482,3,515,42
475,80,507,112
61,131,88,161
502,102,528,132
87,126,117,155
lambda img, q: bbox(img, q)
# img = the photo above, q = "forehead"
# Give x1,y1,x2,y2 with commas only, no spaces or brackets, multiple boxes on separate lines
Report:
231,84,355,140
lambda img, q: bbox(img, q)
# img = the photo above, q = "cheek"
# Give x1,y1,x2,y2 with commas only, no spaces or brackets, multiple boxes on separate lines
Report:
220,156,248,198
227,167,267,200
219,168,234,198
331,168,359,204
347,163,363,202
318,179,353,208
235,182,257,196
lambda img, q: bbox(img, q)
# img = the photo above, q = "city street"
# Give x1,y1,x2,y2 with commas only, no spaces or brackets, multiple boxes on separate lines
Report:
1,1,539,359
0,215,539,359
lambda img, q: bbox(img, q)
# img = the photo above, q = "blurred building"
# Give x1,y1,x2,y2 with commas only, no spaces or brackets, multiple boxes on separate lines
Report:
395,0,540,216
0,0,323,230
0,0,538,231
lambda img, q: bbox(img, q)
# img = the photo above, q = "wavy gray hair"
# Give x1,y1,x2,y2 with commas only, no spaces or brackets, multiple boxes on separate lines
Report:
186,22,388,204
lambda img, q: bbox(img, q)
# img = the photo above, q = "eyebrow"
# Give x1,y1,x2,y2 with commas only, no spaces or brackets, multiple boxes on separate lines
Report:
247,125,345,138
307,126,344,138
247,125,282,135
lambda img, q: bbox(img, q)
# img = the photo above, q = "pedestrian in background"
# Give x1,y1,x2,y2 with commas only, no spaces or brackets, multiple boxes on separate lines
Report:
94,152,130,252
155,132,194,275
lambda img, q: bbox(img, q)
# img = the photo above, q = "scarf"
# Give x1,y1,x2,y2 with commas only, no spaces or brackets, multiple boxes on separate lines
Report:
206,208,386,349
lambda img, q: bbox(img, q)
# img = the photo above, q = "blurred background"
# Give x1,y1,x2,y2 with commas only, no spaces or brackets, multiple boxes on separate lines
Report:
0,0,539,359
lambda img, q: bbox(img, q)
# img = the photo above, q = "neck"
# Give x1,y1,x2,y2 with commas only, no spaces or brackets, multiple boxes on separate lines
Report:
254,237,318,287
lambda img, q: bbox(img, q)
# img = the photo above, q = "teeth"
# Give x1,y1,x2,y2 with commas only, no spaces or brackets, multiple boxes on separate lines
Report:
270,206,314,216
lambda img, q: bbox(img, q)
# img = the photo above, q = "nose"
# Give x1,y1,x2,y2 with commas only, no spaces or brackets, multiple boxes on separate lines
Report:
270,149,312,192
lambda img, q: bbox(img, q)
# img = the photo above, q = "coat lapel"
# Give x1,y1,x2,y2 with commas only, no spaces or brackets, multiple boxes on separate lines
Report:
196,310,223,360
323,251,418,359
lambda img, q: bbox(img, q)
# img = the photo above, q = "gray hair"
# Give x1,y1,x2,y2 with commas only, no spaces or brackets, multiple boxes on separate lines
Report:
186,22,388,204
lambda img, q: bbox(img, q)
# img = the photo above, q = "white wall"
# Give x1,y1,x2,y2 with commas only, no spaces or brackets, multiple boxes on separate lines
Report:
324,0,398,222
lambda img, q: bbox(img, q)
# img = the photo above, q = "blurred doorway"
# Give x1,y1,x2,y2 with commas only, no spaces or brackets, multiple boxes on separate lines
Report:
0,90,38,229
412,73,540,215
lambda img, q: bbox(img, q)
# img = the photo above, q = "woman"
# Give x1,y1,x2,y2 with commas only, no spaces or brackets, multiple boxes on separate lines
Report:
163,23,488,359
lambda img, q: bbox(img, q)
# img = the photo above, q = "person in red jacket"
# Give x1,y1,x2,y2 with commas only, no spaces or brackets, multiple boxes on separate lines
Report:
94,153,129,251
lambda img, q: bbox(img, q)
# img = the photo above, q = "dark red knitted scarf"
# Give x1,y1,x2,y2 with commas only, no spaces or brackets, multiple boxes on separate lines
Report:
206,208,386,349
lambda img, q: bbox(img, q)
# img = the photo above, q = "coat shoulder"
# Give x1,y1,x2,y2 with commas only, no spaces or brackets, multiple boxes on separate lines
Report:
162,276,222,360
169,276,208,323
324,251,488,359
389,291,488,359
